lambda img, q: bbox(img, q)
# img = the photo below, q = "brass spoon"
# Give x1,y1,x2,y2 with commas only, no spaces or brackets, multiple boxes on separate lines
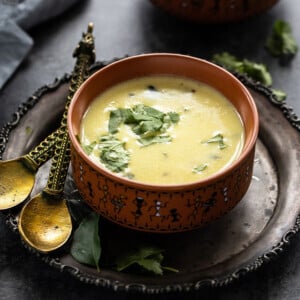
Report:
18,23,95,253
0,129,59,210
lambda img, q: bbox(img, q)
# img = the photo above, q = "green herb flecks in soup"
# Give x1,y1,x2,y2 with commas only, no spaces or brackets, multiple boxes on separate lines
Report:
80,75,245,184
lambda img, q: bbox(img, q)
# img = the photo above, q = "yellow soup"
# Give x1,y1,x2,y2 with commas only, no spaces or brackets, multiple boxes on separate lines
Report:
80,75,245,185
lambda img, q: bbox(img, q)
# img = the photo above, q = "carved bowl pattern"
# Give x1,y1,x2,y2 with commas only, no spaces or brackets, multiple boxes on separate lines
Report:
68,53,259,232
150,0,280,23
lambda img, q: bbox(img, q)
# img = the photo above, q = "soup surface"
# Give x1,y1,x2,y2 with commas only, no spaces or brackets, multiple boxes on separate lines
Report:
80,75,244,185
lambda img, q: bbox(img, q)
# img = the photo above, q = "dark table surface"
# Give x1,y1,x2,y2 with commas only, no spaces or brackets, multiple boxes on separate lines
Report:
1,1,300,299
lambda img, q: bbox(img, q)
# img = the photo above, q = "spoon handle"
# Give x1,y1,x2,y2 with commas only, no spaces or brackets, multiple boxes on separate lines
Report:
22,129,59,172
43,23,95,198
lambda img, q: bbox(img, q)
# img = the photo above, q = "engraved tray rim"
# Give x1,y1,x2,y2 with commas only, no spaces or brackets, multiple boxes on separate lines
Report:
1,59,300,294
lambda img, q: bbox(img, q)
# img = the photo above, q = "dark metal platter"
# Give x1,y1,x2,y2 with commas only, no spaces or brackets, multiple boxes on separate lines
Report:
1,60,300,294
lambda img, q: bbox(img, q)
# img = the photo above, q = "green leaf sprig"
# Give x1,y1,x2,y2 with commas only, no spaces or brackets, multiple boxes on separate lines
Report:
193,164,208,174
108,104,180,146
203,133,227,150
212,52,272,86
265,19,298,62
82,141,97,155
98,135,130,173
212,52,286,102
115,246,179,275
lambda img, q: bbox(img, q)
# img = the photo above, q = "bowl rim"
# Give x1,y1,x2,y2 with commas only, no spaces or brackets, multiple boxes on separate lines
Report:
68,53,259,191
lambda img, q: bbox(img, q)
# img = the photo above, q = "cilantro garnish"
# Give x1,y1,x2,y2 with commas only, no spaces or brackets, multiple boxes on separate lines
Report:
265,19,298,62
212,52,286,102
98,135,130,173
193,164,208,173
203,133,227,150
82,141,97,155
108,104,180,146
212,52,272,86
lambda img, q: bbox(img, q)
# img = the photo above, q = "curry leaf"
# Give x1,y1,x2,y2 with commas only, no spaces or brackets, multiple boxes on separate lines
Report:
70,212,101,271
115,246,177,275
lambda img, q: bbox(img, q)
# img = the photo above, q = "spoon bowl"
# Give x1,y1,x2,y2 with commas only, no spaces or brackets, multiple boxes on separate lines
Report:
0,158,35,209
0,129,59,210
18,193,72,252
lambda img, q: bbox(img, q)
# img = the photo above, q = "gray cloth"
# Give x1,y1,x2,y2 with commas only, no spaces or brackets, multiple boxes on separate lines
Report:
0,0,81,89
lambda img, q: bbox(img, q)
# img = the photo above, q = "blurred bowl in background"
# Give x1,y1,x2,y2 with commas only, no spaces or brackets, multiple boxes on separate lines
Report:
150,0,280,23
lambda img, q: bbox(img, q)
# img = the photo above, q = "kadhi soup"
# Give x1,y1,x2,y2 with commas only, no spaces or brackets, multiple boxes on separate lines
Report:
80,75,245,185
68,53,258,232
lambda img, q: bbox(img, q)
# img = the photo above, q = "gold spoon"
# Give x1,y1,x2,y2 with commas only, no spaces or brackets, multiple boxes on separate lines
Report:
18,23,95,253
0,128,59,210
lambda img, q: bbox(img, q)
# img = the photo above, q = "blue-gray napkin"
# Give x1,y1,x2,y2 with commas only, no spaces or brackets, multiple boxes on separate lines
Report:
0,0,81,89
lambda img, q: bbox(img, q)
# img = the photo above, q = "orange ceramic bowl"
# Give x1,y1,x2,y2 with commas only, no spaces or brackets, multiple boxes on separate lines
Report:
150,0,279,23
67,53,259,233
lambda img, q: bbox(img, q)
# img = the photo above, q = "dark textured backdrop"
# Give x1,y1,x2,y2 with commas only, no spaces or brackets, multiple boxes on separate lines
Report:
1,1,300,299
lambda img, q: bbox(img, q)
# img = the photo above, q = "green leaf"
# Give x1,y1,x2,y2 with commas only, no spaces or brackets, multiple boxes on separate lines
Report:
139,135,172,146
82,141,97,155
242,60,272,87
115,246,165,275
203,133,227,150
212,52,242,71
108,109,124,134
108,105,180,141
70,212,101,271
167,112,180,123
265,20,298,60
99,135,130,173
193,164,208,173
271,88,287,102
132,119,163,135
212,52,272,86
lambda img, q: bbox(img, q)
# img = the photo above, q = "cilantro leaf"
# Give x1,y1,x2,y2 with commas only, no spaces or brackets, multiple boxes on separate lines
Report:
193,164,208,173
241,59,272,87
108,109,124,134
70,212,101,271
139,135,172,146
132,119,163,136
167,111,180,123
82,141,97,155
212,52,272,86
265,19,298,61
99,135,130,172
203,133,227,150
108,104,180,147
271,88,287,102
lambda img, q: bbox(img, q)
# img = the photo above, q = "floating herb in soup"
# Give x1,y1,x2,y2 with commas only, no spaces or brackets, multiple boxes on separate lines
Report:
80,75,245,184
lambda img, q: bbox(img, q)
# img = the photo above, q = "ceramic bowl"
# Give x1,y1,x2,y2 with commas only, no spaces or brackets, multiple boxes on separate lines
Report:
67,53,259,232
150,0,280,23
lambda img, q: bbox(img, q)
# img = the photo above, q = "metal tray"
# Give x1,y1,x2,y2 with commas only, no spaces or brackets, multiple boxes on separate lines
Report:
1,61,300,294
